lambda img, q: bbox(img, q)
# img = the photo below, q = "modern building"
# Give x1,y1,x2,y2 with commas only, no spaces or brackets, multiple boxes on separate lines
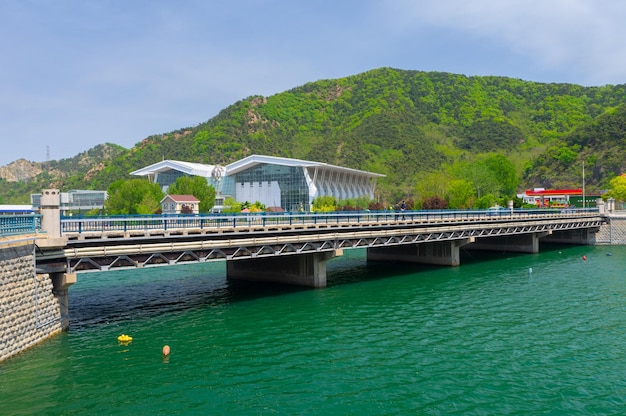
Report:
131,155,385,212
31,190,107,215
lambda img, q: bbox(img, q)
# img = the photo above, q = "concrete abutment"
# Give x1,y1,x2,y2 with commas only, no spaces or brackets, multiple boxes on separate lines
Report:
0,238,71,363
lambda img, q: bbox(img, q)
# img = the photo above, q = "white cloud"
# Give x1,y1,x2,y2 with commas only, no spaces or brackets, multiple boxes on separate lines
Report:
386,0,626,84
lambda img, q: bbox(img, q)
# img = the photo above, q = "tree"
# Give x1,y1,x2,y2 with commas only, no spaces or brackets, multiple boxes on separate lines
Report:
422,195,448,209
312,195,337,212
105,179,164,215
446,179,475,209
450,154,519,198
605,175,626,202
222,197,242,213
167,176,216,213
482,154,519,196
475,194,497,209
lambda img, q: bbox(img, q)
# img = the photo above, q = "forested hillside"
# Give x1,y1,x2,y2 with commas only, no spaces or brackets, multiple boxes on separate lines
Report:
1,68,625,204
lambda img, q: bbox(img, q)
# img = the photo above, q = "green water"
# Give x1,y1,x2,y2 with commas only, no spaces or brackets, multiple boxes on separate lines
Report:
2,245,626,415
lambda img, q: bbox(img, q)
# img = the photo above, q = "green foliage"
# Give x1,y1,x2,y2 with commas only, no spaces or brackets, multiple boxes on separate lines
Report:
312,195,337,212
446,179,475,209
222,197,242,213
605,175,626,202
475,194,497,209
249,201,266,212
167,176,216,213
105,179,164,215
338,195,371,211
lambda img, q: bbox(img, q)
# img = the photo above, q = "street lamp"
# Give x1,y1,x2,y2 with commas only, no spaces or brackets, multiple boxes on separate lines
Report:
582,161,585,209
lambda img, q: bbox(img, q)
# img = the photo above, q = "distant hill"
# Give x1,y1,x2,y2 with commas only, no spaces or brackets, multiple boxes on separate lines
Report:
0,143,127,203
1,68,625,204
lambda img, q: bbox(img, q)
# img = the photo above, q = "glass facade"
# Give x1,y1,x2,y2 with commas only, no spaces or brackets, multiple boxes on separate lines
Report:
130,156,383,213
231,164,309,212
157,170,188,190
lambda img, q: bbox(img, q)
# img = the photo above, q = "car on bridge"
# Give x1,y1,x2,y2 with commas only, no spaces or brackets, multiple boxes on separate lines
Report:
487,206,509,216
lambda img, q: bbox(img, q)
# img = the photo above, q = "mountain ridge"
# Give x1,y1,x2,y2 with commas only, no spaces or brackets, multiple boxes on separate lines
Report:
1,67,625,204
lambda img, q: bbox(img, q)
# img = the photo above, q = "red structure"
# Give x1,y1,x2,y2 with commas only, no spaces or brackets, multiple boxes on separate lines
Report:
522,188,582,208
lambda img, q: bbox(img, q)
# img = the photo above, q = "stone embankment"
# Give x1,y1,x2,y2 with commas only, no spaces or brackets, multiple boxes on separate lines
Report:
596,212,626,245
0,237,67,362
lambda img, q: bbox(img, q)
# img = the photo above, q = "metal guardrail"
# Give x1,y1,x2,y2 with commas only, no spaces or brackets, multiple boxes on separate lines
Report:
0,215,41,237
59,208,600,235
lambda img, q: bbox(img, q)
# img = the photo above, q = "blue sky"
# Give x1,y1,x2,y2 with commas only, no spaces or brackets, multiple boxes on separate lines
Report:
1,0,625,167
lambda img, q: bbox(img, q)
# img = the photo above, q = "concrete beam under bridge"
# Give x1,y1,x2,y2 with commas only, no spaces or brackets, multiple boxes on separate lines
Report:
541,228,600,245
468,231,551,254
366,238,474,266
226,250,342,288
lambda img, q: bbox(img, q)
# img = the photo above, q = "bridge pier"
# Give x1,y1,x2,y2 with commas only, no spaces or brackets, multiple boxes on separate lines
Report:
367,239,474,266
226,250,342,288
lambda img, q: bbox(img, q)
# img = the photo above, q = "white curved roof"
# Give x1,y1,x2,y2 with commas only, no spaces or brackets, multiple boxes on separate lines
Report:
225,155,385,177
130,160,217,177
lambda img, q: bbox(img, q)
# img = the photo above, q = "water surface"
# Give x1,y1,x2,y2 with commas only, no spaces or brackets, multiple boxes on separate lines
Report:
2,245,626,415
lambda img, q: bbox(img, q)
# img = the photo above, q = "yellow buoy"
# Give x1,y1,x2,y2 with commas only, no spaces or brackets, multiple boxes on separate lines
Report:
118,334,133,343
162,345,170,356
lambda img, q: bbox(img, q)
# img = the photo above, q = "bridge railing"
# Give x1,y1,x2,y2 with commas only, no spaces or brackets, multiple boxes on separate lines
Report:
0,215,41,237
59,208,600,235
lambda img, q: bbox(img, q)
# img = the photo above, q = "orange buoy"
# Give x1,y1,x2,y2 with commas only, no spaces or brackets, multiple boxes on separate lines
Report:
582,255,587,261
162,345,170,356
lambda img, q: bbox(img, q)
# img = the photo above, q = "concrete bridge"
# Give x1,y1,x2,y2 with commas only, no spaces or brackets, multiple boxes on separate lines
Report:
0,189,610,362
33,190,605,289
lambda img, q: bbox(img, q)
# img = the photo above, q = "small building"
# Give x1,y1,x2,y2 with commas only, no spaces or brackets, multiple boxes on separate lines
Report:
160,195,200,214
519,188,599,208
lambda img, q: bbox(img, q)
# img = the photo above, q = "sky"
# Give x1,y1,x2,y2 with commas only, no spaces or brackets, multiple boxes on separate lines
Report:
1,0,625,167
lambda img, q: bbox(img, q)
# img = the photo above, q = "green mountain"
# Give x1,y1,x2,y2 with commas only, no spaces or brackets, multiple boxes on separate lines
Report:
1,68,625,204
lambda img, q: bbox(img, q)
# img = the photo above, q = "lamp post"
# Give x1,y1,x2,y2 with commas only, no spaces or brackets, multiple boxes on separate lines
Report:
582,161,585,209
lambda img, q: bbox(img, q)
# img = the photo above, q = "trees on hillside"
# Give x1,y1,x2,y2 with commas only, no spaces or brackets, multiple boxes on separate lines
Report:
413,154,518,209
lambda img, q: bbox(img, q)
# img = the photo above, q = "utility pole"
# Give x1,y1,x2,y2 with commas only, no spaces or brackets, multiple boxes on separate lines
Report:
582,161,585,209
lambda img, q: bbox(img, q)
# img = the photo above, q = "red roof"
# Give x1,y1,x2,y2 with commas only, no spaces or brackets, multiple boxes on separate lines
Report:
164,194,200,203
525,189,582,196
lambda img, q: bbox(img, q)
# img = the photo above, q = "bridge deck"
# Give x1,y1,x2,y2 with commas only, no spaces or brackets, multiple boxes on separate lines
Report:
34,210,605,274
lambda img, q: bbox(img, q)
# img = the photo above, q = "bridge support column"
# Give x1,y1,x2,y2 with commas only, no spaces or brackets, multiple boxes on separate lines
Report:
469,232,550,254
50,272,76,330
226,250,342,288
367,239,474,266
